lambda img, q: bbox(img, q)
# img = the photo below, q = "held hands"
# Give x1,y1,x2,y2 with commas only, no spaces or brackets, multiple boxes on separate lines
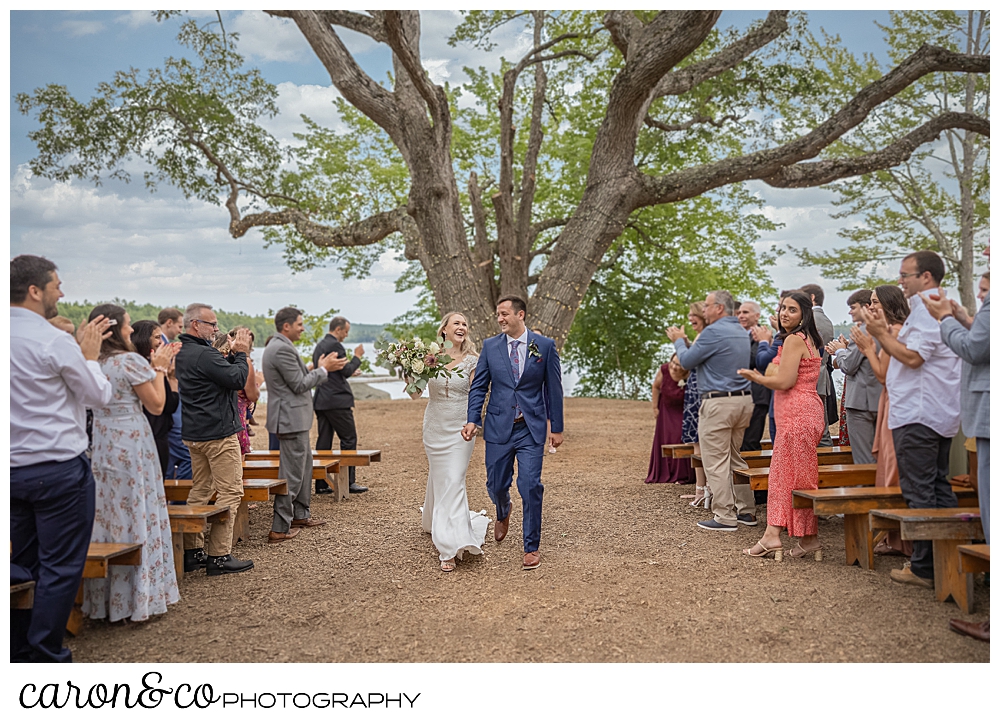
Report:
229,328,253,354
549,432,564,449
77,315,114,361
461,422,480,442
318,352,350,372
665,326,687,343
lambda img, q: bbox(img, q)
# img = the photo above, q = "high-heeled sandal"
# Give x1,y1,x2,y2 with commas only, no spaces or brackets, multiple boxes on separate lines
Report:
788,543,823,561
689,486,708,507
744,541,783,561
440,559,456,572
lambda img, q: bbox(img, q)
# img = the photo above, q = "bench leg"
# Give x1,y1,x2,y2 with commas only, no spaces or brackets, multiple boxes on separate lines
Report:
331,471,349,502
65,583,84,636
933,538,974,613
172,531,184,580
232,501,250,547
843,513,873,569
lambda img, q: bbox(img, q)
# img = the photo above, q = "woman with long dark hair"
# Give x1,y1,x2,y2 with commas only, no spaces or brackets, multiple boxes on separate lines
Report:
81,304,180,623
132,319,180,477
737,291,826,561
852,285,912,556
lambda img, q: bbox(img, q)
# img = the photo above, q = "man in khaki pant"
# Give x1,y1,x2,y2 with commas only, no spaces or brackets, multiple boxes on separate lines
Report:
669,290,757,531
175,303,255,576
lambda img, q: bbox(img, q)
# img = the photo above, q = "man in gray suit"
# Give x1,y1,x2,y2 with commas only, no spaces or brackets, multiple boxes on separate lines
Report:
801,284,835,446
827,289,882,464
264,307,349,543
922,285,989,642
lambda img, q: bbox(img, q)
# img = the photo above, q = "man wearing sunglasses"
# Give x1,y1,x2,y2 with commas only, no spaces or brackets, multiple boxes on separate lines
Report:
174,303,255,577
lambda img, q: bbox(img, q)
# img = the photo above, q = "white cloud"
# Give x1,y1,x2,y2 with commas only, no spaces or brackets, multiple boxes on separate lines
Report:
260,82,345,146
59,20,105,37
423,59,452,86
230,11,314,64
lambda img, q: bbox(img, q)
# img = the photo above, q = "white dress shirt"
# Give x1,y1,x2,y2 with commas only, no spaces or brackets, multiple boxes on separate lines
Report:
506,329,529,378
10,307,114,466
885,289,962,437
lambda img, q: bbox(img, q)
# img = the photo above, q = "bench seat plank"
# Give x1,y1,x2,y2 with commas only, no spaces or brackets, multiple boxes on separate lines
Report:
734,463,877,491
958,544,990,574
83,542,143,579
11,581,35,610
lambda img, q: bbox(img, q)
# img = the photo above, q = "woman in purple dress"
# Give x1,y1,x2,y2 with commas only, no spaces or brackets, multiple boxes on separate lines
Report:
646,354,693,484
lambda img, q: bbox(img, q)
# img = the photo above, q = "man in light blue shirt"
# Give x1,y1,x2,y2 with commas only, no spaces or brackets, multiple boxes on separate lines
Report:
668,290,755,531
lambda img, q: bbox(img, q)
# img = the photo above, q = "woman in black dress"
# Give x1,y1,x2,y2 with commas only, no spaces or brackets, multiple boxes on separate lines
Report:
132,319,180,477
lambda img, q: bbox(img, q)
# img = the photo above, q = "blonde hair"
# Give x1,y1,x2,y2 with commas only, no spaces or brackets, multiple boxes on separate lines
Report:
437,312,476,355
688,302,708,327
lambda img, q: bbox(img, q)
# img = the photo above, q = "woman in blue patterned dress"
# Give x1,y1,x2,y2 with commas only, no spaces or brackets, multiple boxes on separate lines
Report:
82,304,180,623
680,302,709,507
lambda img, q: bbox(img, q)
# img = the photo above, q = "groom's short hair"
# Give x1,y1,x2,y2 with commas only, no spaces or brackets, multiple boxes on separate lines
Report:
497,295,527,317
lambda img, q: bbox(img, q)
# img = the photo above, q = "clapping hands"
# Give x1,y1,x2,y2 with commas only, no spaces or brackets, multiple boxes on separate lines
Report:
665,326,688,343
825,334,848,355
751,325,773,343
77,315,114,362
318,352,350,372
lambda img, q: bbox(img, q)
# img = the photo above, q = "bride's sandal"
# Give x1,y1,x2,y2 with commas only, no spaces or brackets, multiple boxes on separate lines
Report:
788,543,823,561
440,559,456,572
744,541,783,562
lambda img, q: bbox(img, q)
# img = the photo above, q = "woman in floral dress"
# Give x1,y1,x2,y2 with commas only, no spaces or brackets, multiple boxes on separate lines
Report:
738,291,826,561
82,304,180,622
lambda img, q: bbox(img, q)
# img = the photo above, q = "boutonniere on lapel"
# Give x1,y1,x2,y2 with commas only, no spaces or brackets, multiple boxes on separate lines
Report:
527,340,542,360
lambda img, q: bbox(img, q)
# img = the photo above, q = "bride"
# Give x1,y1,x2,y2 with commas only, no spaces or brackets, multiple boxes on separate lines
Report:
409,312,489,572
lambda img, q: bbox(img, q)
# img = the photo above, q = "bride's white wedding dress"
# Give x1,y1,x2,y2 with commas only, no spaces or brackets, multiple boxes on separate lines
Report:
420,354,489,561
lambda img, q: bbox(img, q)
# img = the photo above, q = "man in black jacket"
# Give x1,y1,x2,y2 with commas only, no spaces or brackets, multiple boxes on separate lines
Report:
737,301,772,452
175,303,254,576
313,316,368,494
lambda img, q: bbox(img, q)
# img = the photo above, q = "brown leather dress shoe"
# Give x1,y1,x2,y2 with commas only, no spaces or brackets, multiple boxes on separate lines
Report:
268,529,300,544
522,551,540,570
291,518,327,528
494,514,510,543
949,618,989,642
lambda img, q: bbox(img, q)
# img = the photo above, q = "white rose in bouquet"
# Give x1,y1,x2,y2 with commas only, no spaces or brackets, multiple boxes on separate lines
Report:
428,341,440,355
411,358,425,375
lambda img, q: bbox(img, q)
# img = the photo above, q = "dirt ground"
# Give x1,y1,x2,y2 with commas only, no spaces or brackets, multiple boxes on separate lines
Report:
71,398,989,663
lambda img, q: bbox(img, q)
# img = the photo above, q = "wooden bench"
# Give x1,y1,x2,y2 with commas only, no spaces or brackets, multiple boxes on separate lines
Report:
734,463,878,491
67,542,144,635
958,544,989,575
662,442,772,459
163,479,289,545
246,450,381,501
691,447,855,469
793,486,978,570
869,508,984,613
10,581,35,610
168,505,231,579
244,458,347,501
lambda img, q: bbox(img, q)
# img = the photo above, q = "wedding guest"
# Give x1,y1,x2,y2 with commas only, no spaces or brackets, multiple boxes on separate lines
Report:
862,251,961,589
11,255,113,662
680,303,709,506
752,300,786,445
263,334,281,451
264,307,349,543
132,319,180,477
738,290,826,559
977,271,989,303
800,283,835,446
921,275,989,642
737,301,771,452
159,306,191,479
646,354,693,484
312,316,368,494
213,327,260,458
82,305,179,623
853,286,912,556
668,290,756,531
175,303,255,575
826,289,881,464
48,315,75,334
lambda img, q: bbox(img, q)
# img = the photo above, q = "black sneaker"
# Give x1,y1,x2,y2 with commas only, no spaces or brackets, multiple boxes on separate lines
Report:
737,513,758,527
183,548,208,573
349,483,368,494
206,554,254,576
697,519,738,531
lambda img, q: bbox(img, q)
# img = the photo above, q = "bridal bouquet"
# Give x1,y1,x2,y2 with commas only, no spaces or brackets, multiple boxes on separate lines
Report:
374,337,465,394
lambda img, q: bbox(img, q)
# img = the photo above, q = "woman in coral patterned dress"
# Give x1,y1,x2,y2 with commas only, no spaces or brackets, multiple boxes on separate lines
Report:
82,304,180,622
738,291,826,561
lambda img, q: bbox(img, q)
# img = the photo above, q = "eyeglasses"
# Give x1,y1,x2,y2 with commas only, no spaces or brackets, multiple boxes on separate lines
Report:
194,319,219,329
898,272,922,280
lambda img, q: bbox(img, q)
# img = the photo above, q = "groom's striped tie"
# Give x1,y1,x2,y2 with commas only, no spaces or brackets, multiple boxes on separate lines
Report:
510,340,522,421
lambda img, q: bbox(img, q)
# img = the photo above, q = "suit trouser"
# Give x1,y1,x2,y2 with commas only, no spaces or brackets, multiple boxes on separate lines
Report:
485,421,545,553
10,454,95,663
892,423,958,580
818,395,833,446
315,407,357,489
183,435,244,556
698,395,755,526
844,409,878,465
271,430,313,533
741,403,770,451
978,438,990,544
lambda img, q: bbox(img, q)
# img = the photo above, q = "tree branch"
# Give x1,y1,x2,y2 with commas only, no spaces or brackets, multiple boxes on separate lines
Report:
315,10,387,43
644,111,740,133
383,11,445,125
231,207,419,256
530,217,569,242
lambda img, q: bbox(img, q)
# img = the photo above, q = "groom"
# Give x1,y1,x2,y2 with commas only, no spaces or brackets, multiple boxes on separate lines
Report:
462,295,564,570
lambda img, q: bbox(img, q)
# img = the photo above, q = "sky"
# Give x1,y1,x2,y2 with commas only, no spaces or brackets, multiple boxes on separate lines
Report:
9,9,949,328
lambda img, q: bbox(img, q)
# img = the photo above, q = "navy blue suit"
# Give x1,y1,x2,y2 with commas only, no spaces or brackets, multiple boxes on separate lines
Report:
467,332,563,553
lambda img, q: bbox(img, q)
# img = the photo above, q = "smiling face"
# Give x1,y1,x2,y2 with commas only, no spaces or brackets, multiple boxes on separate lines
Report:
38,271,64,320
978,275,989,303
897,257,935,298
778,296,803,331
442,313,468,348
848,302,866,323
497,301,526,338
282,315,305,343
688,313,706,333
737,303,759,329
